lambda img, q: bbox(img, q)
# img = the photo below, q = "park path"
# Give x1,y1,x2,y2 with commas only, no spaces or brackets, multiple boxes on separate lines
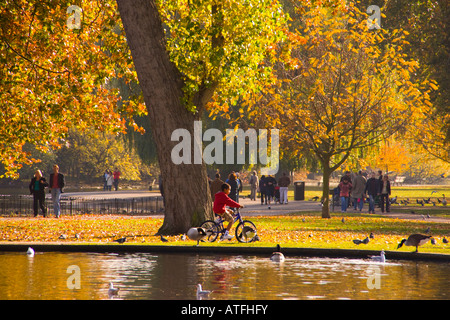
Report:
63,190,449,223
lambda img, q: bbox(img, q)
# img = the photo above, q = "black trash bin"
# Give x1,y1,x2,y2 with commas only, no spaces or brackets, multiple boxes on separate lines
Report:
294,181,305,200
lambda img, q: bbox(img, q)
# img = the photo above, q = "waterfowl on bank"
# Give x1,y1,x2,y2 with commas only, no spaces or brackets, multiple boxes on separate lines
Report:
270,244,285,262
187,227,212,246
397,234,432,253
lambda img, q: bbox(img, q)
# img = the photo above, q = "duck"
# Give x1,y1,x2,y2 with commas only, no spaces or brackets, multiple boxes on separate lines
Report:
397,234,433,253
369,250,386,263
26,247,35,257
187,227,212,246
108,282,120,297
270,244,285,262
196,284,211,300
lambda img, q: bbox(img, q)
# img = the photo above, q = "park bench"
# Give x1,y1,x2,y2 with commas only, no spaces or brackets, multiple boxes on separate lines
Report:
393,176,406,186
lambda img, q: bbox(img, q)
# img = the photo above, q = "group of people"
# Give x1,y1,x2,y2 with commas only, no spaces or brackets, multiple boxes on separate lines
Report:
210,171,292,207
338,170,391,214
28,164,65,218
103,169,121,191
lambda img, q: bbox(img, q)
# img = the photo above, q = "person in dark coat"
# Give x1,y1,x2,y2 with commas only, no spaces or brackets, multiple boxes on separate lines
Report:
49,164,65,218
365,172,380,214
29,170,48,217
259,175,268,205
226,172,239,203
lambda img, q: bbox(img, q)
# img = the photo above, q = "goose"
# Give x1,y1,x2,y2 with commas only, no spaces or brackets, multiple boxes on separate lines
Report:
353,237,369,245
397,234,433,253
108,282,120,297
442,195,447,206
238,225,256,241
369,250,386,263
270,244,285,262
187,227,213,246
196,284,211,300
26,247,35,257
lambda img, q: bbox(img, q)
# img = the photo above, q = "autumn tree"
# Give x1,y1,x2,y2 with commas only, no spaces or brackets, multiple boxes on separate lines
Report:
116,0,286,234
0,0,146,178
243,0,434,218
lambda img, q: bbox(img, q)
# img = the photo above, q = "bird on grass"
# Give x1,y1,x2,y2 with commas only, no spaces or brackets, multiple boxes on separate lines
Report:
113,237,127,244
187,227,213,246
397,234,433,253
353,237,370,245
196,284,212,300
237,225,257,242
270,244,285,262
108,282,120,297
160,235,169,242
443,237,448,244
369,250,386,263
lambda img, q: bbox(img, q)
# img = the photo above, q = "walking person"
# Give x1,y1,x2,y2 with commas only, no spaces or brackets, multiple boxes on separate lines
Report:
365,172,379,214
49,164,65,218
380,175,391,213
265,174,277,208
338,176,352,213
259,175,268,205
106,170,113,191
210,173,224,200
227,172,239,203
249,171,259,201
113,168,121,191
278,172,291,204
29,170,48,217
351,170,366,211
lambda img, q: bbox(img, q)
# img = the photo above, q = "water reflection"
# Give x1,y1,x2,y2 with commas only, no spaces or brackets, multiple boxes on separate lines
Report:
0,251,448,300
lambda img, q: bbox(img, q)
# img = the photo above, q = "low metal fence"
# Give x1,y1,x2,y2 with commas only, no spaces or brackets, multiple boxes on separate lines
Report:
0,194,164,216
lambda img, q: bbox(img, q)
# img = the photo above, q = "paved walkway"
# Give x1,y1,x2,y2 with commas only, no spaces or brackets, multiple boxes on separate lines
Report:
62,190,449,223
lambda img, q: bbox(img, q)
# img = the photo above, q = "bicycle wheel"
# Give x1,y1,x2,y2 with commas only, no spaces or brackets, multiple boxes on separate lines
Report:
235,220,257,243
199,220,221,242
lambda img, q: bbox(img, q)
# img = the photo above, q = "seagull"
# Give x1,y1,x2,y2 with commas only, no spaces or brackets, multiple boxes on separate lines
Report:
113,237,127,244
26,247,35,257
397,234,433,253
108,282,120,297
369,250,386,263
196,284,212,300
270,244,285,262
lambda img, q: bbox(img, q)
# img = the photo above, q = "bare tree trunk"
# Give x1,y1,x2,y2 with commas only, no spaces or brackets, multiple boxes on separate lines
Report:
321,162,332,218
117,0,212,235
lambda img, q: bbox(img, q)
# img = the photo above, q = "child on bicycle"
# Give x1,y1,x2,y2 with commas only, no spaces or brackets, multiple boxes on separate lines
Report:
213,183,244,240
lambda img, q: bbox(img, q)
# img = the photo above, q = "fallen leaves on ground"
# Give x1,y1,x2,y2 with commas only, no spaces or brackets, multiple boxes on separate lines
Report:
0,214,449,254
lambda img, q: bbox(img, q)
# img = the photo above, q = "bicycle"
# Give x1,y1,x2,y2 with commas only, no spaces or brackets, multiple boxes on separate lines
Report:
199,209,258,243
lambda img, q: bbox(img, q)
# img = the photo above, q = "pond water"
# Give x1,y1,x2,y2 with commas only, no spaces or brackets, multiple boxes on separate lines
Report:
0,251,448,300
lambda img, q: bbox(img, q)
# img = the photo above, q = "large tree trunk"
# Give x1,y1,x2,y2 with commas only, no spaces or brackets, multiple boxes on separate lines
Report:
117,0,212,235
321,160,332,219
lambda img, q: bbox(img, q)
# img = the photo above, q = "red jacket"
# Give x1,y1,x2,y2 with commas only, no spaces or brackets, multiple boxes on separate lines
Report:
213,192,241,214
